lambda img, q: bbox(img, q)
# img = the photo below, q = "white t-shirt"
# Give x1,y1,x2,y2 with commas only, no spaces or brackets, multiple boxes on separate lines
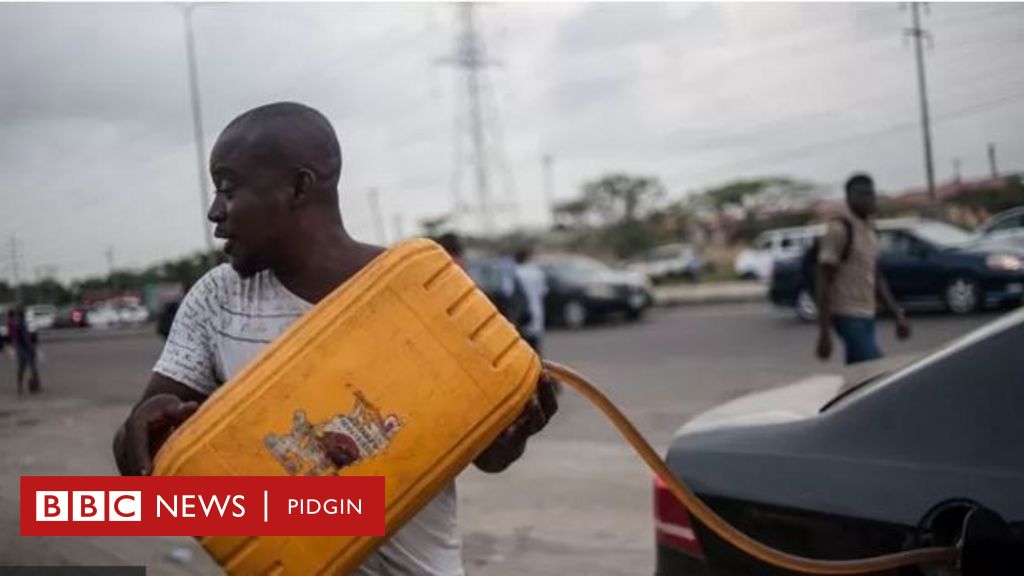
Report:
153,264,464,576
514,263,547,338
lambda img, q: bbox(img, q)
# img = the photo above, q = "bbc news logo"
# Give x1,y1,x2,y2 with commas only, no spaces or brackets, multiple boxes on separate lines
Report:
21,476,384,537
36,491,141,522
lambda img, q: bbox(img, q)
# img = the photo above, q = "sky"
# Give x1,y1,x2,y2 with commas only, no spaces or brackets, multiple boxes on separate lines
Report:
1,2,1022,282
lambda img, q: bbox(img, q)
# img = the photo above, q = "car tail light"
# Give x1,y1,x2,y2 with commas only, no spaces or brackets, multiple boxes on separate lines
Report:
653,475,704,558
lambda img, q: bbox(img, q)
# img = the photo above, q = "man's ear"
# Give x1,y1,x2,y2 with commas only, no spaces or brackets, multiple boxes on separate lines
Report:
291,168,318,207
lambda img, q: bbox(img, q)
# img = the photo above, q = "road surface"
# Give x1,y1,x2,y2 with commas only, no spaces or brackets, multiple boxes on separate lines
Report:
0,304,1000,575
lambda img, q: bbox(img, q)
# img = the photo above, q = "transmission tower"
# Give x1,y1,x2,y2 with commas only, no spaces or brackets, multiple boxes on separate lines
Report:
439,3,515,235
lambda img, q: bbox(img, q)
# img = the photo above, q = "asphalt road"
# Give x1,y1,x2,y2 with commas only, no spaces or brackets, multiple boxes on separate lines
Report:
0,303,1002,575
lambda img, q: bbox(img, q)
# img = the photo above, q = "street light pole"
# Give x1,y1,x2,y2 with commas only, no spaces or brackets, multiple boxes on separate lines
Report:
180,3,215,257
367,188,387,245
542,154,555,222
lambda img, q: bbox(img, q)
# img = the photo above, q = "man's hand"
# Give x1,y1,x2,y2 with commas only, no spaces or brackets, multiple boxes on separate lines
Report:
816,330,833,361
474,372,559,473
114,394,198,476
895,314,911,340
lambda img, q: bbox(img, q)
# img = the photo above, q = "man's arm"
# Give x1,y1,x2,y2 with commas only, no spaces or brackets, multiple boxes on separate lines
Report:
474,372,559,473
113,373,207,476
114,269,221,476
876,270,911,339
815,220,847,361
816,263,837,360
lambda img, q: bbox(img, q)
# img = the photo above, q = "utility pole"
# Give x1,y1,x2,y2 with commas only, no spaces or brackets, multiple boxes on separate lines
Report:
105,246,115,275
953,157,962,184
180,3,215,257
367,188,387,245
392,213,405,243
905,3,936,200
34,265,57,283
542,154,555,222
987,142,999,179
9,236,22,304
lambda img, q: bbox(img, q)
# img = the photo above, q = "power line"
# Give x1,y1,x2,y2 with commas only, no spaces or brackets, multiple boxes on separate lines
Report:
677,87,1024,186
663,59,1024,154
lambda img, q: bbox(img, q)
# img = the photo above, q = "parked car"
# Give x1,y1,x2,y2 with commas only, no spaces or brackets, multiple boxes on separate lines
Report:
627,243,704,283
536,255,652,329
53,305,89,329
118,303,149,325
0,303,10,343
26,304,58,331
655,309,1024,575
87,301,150,328
976,206,1024,249
734,225,823,281
85,305,121,329
770,218,1024,320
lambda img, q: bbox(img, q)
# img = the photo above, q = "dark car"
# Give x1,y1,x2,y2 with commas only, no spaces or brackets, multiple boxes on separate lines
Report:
536,254,652,329
655,309,1024,575
770,218,1024,320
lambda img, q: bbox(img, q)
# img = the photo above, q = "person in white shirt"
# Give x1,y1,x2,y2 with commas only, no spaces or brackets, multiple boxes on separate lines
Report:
513,246,548,355
112,102,559,576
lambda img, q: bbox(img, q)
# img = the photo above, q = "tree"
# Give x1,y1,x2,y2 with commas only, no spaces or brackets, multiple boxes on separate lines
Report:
0,281,12,303
576,174,667,258
581,173,666,225
552,198,594,230
693,176,822,215
648,201,698,243
950,175,1024,215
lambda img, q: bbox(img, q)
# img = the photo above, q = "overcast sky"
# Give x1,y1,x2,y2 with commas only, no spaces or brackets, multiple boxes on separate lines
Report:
1,2,1022,282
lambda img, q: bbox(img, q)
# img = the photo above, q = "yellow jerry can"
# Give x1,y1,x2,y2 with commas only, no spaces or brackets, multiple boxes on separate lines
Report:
152,238,541,575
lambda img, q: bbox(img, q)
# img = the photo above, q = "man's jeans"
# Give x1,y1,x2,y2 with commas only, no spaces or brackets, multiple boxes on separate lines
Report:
832,315,882,365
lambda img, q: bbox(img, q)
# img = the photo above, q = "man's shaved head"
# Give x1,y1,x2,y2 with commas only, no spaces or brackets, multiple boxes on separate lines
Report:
215,101,343,195
207,102,346,277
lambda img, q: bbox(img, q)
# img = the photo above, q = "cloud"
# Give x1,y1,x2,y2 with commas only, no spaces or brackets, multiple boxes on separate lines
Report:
1,2,1022,281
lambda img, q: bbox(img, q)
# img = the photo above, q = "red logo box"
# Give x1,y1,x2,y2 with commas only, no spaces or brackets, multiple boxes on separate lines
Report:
21,476,385,536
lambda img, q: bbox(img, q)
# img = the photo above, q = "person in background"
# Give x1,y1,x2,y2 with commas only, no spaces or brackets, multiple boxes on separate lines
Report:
435,231,466,268
513,245,548,355
7,307,41,394
816,173,910,364
156,300,180,340
436,232,533,336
